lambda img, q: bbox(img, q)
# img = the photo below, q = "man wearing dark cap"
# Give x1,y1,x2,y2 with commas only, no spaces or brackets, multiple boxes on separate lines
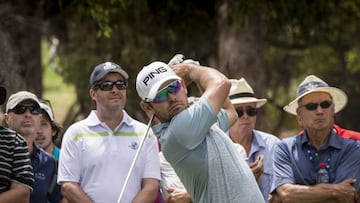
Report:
0,86,33,202
58,62,160,203
270,75,360,202
4,90,63,203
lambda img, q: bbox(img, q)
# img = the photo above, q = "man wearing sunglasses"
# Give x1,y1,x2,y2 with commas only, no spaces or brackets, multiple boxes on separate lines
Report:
229,78,279,203
0,86,33,203
136,60,264,202
58,62,160,203
270,75,360,203
4,91,63,203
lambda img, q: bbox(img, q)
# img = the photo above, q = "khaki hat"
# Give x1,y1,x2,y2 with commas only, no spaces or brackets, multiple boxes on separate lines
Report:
6,91,40,112
229,78,267,108
283,75,348,115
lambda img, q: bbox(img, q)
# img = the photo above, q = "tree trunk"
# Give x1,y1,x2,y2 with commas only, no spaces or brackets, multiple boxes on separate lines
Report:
0,1,42,97
217,1,267,130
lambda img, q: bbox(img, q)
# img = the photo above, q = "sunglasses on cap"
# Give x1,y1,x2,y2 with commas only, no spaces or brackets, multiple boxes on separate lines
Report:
9,105,41,115
299,100,332,111
153,80,181,103
94,80,128,91
236,107,258,117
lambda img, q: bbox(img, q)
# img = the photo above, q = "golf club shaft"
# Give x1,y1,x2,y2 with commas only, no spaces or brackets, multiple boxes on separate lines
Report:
117,114,155,203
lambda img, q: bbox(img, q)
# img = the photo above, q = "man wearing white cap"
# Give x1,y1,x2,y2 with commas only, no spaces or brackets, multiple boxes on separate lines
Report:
270,75,360,202
58,62,160,203
0,86,33,203
229,78,279,202
35,100,62,160
4,91,62,203
136,59,264,202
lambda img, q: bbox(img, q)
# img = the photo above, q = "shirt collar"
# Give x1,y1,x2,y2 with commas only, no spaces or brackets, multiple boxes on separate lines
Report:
300,130,342,150
84,110,133,128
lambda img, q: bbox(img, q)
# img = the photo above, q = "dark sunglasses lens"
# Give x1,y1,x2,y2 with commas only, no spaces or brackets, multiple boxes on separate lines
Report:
99,82,114,91
320,101,332,108
115,80,127,90
30,107,41,115
246,107,258,116
12,106,27,114
236,108,244,117
304,103,318,110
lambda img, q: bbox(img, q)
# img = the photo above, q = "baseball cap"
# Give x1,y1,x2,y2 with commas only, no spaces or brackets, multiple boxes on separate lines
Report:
89,62,129,86
136,61,181,102
6,91,40,112
39,102,54,121
0,85,6,105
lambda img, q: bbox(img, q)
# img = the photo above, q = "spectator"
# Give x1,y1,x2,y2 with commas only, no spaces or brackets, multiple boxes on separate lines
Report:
229,78,279,202
58,62,160,203
270,75,360,202
35,100,62,160
136,58,264,202
4,91,62,203
0,86,33,203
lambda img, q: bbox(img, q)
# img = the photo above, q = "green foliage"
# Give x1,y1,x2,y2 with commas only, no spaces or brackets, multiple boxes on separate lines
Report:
44,0,360,133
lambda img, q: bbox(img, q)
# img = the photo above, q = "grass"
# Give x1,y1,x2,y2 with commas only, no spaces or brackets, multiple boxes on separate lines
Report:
42,66,76,124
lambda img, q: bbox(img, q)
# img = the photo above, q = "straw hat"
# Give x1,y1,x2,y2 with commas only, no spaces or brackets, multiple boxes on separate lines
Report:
229,78,267,108
283,75,348,115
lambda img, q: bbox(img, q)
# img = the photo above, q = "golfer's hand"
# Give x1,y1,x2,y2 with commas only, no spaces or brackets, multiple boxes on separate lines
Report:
168,54,184,66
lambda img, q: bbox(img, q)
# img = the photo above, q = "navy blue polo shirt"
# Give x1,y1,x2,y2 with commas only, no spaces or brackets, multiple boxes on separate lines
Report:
271,131,360,192
30,144,62,203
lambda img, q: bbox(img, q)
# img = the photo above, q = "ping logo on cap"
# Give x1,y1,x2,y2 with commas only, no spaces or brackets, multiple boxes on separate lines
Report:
142,66,168,86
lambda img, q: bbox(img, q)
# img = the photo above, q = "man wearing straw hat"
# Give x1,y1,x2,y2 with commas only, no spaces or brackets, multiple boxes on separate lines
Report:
270,75,360,203
229,78,279,202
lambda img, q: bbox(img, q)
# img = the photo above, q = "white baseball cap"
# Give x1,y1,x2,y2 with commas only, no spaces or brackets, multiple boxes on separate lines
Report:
39,102,54,121
136,61,180,102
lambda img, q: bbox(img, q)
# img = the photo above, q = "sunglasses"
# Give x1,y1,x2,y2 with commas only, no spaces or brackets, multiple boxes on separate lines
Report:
94,80,128,91
9,105,41,115
300,100,332,111
153,80,181,103
236,107,258,117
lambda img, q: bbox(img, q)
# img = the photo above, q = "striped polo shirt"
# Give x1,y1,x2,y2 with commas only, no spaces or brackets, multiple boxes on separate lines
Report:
0,126,34,192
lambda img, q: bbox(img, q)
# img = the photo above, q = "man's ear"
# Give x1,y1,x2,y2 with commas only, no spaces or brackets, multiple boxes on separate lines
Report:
89,88,96,101
296,108,303,127
140,101,154,119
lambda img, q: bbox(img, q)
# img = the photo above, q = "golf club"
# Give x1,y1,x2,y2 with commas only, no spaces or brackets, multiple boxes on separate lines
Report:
117,114,155,203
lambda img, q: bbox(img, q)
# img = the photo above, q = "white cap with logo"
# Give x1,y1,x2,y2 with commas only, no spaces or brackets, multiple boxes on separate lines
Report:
136,61,180,102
